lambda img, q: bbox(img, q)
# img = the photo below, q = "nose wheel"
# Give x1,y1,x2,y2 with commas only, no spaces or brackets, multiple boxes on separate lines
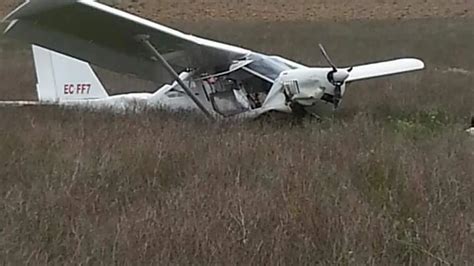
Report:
289,102,307,118
289,102,322,122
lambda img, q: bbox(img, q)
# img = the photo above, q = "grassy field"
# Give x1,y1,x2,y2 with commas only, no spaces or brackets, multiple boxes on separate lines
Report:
0,18,473,264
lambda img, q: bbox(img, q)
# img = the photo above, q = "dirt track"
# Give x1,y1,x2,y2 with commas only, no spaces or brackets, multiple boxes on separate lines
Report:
1,0,473,22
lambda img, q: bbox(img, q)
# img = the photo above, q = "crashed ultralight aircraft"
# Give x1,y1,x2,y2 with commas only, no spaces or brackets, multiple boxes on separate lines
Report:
1,0,425,119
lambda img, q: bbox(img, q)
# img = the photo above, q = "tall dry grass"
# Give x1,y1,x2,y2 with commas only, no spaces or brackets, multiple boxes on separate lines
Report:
0,19,473,264
0,107,472,264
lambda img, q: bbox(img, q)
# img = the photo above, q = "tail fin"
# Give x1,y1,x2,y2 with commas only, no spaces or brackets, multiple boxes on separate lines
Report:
32,45,108,102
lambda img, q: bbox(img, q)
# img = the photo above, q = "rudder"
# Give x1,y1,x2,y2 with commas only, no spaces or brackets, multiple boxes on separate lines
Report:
32,45,108,102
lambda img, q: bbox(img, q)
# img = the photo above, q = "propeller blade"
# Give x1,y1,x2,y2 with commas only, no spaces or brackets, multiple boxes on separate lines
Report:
318,43,337,71
318,44,349,109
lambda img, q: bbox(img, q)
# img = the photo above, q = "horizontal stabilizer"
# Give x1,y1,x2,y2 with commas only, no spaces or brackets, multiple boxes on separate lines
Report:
347,58,425,82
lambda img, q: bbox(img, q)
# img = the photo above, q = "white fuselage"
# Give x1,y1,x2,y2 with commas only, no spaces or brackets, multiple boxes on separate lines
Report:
52,67,344,119
58,90,201,113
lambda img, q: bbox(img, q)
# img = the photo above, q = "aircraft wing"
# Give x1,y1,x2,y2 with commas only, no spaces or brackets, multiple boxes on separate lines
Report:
3,0,251,82
346,58,425,82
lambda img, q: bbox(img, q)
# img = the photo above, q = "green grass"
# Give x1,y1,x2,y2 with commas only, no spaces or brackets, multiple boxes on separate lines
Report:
0,18,473,264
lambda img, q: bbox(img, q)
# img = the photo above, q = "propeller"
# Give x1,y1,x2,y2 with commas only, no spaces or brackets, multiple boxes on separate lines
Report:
318,44,352,108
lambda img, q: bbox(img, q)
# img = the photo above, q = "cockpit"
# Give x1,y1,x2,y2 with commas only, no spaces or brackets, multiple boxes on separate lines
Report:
244,54,295,81
162,53,297,117
195,54,294,116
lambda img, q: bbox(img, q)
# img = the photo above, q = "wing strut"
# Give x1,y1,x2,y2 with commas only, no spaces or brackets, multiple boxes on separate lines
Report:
135,35,214,120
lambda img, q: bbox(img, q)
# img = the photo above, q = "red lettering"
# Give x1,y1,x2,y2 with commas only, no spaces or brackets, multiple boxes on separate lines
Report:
64,84,74,95
63,83,91,95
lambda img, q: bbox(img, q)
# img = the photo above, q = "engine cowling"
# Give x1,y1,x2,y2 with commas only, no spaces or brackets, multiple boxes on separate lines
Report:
279,68,345,107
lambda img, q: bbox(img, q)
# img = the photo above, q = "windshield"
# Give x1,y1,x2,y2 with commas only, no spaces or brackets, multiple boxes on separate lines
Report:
246,55,293,81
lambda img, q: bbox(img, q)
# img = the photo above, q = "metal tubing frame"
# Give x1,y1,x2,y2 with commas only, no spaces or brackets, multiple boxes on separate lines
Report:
135,34,214,120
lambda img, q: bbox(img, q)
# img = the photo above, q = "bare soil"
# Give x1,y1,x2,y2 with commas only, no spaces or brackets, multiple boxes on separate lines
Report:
1,0,473,22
